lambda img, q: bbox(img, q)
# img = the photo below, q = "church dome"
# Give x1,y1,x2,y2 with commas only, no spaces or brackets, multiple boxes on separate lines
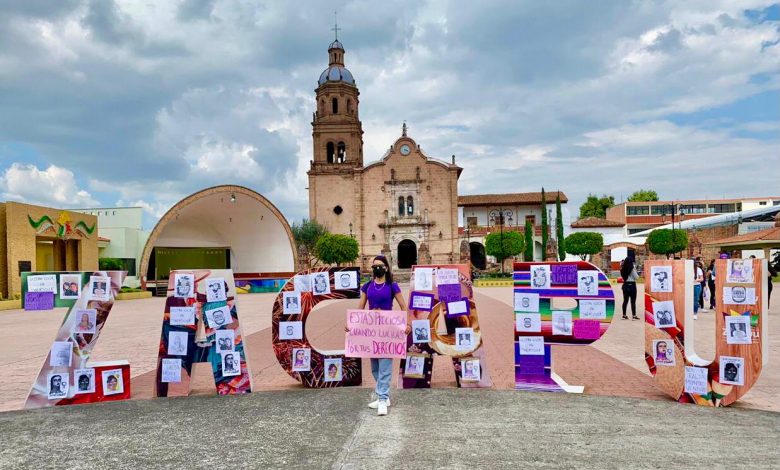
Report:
328,39,344,50
318,65,355,85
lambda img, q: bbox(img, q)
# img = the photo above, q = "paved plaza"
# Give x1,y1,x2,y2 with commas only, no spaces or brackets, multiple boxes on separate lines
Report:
1,284,779,468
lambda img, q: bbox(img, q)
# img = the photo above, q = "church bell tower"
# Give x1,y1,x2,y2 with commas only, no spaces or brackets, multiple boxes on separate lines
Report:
307,29,364,236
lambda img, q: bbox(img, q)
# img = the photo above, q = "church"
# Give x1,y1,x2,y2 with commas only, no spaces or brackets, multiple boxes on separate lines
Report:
307,38,462,271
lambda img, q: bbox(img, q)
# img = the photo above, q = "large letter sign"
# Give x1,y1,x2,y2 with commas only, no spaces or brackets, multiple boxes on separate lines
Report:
24,271,131,409
513,261,615,393
272,267,362,388
400,264,492,388
644,259,767,406
154,269,252,396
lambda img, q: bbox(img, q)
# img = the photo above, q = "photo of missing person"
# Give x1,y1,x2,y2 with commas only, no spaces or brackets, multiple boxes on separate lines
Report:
73,309,97,334
279,321,303,340
102,369,124,395
206,278,227,303
577,270,599,296
725,317,752,345
414,268,433,291
294,274,311,293
59,274,81,300
167,331,188,356
461,358,481,382
47,373,68,399
49,341,73,367
174,273,194,298
292,348,311,372
74,368,95,394
405,355,425,377
552,311,572,336
216,329,235,353
719,356,744,386
652,301,676,329
412,319,431,344
455,327,474,351
338,271,358,289
653,340,675,366
531,265,551,290
650,266,672,293
726,259,754,283
310,272,331,295
283,291,302,315
205,306,233,329
323,358,342,382
222,352,241,377
89,276,110,301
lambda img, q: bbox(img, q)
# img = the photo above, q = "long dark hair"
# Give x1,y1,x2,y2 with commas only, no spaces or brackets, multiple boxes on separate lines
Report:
620,255,635,280
372,255,394,285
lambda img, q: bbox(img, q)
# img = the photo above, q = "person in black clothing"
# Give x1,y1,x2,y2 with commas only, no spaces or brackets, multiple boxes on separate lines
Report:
620,255,639,320
769,265,776,307
707,259,716,310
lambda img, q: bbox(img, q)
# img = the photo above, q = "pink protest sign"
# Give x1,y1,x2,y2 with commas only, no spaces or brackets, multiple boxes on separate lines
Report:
345,309,407,359
573,319,602,340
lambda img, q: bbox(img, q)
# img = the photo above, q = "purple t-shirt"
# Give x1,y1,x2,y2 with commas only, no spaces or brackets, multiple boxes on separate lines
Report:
360,281,401,310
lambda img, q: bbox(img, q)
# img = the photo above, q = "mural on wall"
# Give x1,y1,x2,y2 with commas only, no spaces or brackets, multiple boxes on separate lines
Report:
643,259,767,407
512,261,615,393
271,267,363,388
28,211,96,239
154,269,252,397
24,271,130,409
400,264,492,388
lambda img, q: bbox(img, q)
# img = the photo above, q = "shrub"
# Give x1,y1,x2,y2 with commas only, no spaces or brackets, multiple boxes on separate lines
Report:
647,229,688,258
485,231,524,267
314,233,359,266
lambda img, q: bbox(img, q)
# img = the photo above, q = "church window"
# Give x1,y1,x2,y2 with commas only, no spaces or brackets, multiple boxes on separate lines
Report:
347,99,352,115
319,99,324,115
416,167,421,180
390,169,395,180
407,196,414,216
398,196,405,216
333,205,343,215
337,142,346,163
326,142,335,163
332,97,338,114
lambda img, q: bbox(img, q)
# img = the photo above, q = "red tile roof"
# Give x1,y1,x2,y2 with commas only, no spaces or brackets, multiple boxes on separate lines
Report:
704,227,780,246
458,191,568,207
571,217,625,228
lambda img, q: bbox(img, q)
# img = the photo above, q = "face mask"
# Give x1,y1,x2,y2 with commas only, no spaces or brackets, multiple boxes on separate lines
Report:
372,265,386,278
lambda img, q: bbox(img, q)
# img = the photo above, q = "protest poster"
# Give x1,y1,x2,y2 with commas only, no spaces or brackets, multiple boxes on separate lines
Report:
345,309,407,359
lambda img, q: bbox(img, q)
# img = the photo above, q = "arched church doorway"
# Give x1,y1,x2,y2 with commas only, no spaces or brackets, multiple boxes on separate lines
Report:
397,239,417,269
469,242,486,270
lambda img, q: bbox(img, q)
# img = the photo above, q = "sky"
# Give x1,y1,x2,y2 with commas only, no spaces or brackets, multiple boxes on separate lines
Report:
0,0,778,230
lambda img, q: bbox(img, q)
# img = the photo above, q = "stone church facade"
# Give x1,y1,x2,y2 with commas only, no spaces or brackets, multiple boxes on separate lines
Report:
307,39,461,270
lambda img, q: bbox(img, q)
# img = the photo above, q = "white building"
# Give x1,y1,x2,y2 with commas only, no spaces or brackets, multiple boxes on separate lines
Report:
72,207,150,286
458,191,570,267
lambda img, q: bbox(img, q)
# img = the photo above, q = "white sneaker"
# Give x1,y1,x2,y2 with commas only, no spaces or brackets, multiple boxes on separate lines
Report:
694,315,698,320
368,398,391,409
377,400,388,416
700,308,708,313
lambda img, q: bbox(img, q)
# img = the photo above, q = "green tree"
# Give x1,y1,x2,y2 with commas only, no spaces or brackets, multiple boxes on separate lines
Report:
628,189,659,202
541,188,548,260
291,219,328,267
647,229,689,259
485,231,525,271
564,232,604,260
314,233,359,266
578,194,615,219
555,192,565,261
523,220,534,261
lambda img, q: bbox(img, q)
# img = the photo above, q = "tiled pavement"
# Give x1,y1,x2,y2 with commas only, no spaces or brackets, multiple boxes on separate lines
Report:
2,284,777,412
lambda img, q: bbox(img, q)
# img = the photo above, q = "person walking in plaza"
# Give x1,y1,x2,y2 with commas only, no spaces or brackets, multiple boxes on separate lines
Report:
351,255,410,416
707,259,716,310
696,257,707,312
693,259,705,320
620,254,639,320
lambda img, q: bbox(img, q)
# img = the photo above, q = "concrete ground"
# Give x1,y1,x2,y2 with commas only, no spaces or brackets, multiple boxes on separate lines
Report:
0,388,777,469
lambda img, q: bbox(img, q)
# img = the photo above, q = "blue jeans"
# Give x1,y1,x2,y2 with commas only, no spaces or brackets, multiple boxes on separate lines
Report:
370,358,392,401
694,284,702,314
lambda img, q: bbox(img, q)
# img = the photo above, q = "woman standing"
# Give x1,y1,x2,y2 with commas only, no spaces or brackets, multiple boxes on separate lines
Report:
354,255,411,416
620,255,639,320
707,259,716,310
693,260,705,320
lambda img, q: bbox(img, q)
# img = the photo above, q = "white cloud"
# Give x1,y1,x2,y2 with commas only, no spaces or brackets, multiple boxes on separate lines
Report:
1,163,98,207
